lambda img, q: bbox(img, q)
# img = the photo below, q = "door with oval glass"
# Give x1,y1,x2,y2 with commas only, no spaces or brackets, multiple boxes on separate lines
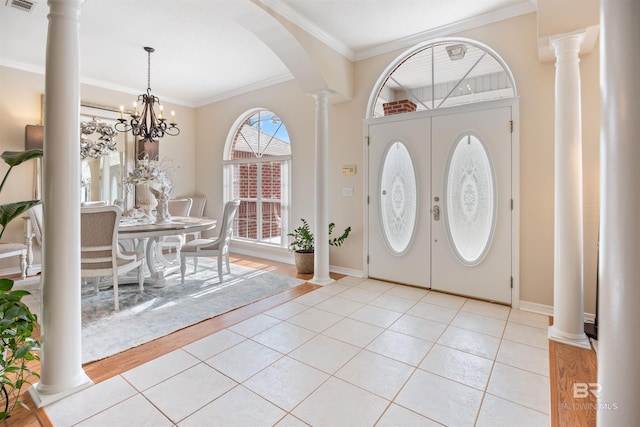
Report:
431,106,512,304
367,115,430,287
367,105,512,304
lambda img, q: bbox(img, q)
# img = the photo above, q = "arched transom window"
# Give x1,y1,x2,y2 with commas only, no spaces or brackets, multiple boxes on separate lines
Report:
224,109,291,246
370,39,516,117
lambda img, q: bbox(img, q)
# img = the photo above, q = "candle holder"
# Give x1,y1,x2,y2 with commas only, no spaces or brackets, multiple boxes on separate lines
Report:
114,47,180,143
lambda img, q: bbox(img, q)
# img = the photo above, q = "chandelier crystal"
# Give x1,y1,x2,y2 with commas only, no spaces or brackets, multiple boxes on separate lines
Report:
115,47,179,143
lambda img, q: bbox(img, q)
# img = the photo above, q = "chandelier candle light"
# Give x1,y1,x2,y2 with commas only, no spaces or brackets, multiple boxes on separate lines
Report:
115,47,179,143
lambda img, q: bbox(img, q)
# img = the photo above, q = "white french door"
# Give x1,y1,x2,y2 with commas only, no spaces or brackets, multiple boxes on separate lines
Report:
367,103,513,304
367,116,431,287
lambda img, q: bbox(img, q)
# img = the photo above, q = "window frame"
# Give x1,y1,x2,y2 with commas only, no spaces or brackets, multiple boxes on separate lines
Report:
223,108,291,247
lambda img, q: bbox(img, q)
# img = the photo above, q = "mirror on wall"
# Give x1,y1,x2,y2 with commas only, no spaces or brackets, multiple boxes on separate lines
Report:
80,103,135,209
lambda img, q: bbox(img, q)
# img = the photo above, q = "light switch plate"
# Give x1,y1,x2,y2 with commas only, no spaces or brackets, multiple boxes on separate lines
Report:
341,165,356,175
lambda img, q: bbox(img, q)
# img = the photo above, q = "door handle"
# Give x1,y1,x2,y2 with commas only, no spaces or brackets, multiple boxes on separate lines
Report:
433,205,440,221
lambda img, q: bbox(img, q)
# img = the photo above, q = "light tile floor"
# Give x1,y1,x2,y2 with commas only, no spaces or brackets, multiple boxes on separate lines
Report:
45,276,551,426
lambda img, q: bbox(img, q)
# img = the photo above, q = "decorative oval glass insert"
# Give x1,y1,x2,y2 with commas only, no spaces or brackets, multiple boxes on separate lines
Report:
379,141,417,254
445,134,495,264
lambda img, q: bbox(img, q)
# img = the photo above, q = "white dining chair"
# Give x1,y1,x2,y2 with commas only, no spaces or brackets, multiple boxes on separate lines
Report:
81,200,108,207
28,204,44,248
180,199,240,284
168,198,193,217
186,194,207,241
158,198,193,262
81,206,144,311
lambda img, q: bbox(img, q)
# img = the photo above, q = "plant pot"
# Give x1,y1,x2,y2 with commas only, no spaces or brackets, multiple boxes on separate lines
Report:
294,251,314,274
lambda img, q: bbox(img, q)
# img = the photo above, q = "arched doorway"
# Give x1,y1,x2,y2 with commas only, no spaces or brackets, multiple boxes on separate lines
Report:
365,38,519,305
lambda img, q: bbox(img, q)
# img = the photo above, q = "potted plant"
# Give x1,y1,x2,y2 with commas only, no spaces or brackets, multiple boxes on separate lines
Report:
0,279,40,420
288,218,351,274
0,149,42,419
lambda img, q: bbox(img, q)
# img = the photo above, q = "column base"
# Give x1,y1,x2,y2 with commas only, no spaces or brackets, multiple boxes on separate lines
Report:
309,276,335,286
28,373,93,408
548,325,592,349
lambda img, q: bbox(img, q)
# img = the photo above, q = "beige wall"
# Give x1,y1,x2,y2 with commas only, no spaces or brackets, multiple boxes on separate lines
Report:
1,10,600,312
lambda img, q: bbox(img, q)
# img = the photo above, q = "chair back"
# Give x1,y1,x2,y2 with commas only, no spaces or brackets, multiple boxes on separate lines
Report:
80,206,120,272
189,195,207,217
168,198,193,216
219,200,240,246
81,200,108,207
28,204,44,246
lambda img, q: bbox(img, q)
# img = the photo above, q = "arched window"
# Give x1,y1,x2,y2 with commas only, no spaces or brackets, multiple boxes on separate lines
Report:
369,38,516,118
224,109,291,246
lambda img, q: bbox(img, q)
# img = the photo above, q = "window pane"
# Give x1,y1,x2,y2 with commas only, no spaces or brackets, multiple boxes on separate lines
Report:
235,201,258,240
261,201,282,244
379,141,417,254
227,110,290,247
445,134,495,264
373,41,515,117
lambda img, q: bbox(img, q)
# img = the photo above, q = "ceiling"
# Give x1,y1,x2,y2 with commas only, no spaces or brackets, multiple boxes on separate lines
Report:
0,0,535,107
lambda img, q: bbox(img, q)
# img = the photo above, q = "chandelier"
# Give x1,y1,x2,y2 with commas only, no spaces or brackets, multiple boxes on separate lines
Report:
115,47,179,143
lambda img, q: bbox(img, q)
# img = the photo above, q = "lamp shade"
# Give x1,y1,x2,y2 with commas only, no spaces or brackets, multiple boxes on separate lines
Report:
25,125,44,150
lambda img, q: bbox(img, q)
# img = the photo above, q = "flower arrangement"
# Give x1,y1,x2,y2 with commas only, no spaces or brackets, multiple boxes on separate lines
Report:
126,156,174,200
80,117,118,159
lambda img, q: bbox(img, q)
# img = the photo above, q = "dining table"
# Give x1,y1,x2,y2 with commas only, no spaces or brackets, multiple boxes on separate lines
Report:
118,215,217,286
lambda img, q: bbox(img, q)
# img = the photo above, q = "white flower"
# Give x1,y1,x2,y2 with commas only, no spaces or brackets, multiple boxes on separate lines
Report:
126,156,174,199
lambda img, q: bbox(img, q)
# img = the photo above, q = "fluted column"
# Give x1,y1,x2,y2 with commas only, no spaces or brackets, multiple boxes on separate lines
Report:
310,91,333,285
547,32,591,349
598,0,640,423
29,0,92,407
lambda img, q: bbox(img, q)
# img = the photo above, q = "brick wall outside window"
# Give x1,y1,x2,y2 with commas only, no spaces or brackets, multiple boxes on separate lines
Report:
228,111,290,244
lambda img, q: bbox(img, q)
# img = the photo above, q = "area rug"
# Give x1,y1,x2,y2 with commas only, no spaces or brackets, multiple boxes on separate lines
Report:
26,258,303,364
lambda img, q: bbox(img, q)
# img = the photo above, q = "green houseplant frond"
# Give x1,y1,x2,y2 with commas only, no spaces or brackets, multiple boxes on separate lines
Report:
0,278,40,420
288,218,351,252
0,149,42,419
0,149,43,240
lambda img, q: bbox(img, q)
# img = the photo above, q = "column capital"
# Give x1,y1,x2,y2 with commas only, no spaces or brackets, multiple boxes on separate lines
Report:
537,25,599,63
550,30,586,58
308,90,333,103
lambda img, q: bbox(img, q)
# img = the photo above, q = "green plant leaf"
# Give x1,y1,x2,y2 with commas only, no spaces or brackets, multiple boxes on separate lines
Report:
7,289,30,299
0,200,41,229
1,149,43,167
0,279,13,292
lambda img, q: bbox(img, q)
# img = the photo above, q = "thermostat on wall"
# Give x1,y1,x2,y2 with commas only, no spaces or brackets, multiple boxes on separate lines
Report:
341,165,357,175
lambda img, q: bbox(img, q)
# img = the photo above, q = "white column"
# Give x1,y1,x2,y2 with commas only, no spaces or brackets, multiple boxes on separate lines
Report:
29,0,92,407
310,91,333,285
548,32,591,349
598,0,640,423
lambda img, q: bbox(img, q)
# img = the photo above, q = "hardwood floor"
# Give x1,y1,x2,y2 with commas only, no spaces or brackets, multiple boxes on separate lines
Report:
4,256,599,426
549,338,598,426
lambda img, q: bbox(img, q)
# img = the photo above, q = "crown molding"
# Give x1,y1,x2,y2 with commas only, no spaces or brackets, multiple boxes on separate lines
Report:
194,73,295,107
0,59,45,75
259,0,536,62
354,1,537,61
258,0,356,61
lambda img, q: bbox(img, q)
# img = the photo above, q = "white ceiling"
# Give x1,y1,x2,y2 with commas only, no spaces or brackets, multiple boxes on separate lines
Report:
0,0,535,107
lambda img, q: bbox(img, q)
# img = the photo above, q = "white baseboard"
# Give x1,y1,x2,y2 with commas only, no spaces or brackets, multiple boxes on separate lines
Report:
519,300,595,323
0,266,22,277
230,243,364,278
231,246,293,265
329,265,364,278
